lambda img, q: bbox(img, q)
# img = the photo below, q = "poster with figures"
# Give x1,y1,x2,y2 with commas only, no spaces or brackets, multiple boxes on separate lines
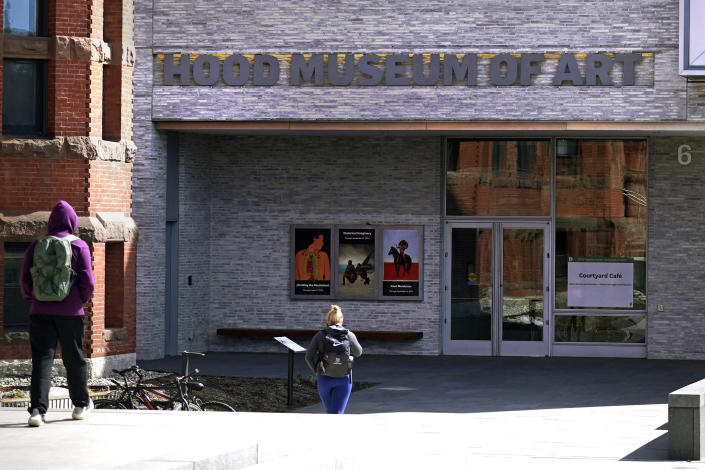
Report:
291,226,333,298
337,228,376,298
291,224,423,301
382,226,423,299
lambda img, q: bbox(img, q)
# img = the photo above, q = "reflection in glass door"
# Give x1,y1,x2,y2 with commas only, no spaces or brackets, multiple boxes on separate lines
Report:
449,225,493,355
500,226,546,356
445,222,550,356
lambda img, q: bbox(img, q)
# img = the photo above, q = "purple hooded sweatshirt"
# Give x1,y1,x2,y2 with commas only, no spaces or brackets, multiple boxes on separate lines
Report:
20,200,95,316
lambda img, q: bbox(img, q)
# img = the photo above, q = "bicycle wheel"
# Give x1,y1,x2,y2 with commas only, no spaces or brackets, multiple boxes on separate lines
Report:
199,401,235,412
94,399,127,409
173,402,202,411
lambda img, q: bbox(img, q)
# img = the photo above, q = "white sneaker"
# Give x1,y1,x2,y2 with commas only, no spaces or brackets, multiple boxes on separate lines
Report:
28,409,45,427
72,398,93,420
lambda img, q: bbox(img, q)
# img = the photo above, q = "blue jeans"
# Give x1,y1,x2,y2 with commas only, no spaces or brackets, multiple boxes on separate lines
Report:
317,374,352,414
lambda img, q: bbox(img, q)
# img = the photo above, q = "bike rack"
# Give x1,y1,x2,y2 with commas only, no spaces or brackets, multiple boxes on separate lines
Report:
180,350,205,376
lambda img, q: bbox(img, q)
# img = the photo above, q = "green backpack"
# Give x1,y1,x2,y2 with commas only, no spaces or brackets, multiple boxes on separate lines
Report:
30,235,78,302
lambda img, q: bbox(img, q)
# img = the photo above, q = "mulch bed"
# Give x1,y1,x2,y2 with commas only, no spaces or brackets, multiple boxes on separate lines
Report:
140,375,322,412
128,375,374,413
2,374,374,413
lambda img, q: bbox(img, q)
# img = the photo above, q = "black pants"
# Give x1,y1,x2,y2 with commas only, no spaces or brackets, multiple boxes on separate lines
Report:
29,314,89,414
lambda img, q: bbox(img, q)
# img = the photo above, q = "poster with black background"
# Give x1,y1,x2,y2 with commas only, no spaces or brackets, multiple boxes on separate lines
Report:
293,227,332,296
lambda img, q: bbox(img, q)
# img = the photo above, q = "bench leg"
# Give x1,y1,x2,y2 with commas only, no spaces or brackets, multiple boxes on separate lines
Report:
669,406,704,460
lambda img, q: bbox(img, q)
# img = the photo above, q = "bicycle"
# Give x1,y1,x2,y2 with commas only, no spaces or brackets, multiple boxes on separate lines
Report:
94,351,235,412
176,350,236,412
94,365,191,410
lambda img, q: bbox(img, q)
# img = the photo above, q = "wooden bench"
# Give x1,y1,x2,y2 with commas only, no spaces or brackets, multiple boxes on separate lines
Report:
668,378,705,460
216,328,423,341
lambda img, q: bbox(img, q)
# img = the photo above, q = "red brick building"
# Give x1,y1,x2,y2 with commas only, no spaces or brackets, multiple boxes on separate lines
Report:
0,0,136,376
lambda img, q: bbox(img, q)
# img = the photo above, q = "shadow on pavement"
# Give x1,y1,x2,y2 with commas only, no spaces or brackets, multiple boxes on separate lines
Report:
139,353,705,414
620,431,669,461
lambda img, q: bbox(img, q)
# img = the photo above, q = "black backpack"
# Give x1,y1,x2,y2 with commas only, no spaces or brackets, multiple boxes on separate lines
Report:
317,327,353,378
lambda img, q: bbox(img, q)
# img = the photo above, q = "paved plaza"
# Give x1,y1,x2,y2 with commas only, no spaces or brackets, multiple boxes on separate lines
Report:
2,354,705,469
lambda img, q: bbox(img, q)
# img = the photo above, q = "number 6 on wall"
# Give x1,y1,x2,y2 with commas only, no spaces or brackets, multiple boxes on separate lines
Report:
678,144,692,165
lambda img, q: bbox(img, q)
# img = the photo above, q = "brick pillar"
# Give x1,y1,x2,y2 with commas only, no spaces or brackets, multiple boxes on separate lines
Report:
46,0,106,138
89,0,104,138
102,242,137,356
48,60,91,137
0,243,4,332
0,0,136,371
122,242,137,354
87,160,133,215
86,241,138,357
0,0,3,132
86,242,106,356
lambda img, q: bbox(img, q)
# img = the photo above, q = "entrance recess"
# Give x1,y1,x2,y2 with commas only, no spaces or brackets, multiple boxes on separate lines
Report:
444,222,550,356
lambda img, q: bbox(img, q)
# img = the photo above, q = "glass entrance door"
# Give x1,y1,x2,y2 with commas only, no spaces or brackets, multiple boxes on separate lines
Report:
444,222,550,356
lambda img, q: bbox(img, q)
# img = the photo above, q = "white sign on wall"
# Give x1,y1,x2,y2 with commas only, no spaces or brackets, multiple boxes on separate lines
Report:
680,0,705,75
567,258,634,308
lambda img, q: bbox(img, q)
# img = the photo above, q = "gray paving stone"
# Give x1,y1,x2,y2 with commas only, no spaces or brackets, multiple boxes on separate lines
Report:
7,354,705,469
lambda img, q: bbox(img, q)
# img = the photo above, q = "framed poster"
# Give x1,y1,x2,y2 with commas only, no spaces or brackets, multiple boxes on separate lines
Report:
381,226,424,299
290,226,334,298
336,227,376,298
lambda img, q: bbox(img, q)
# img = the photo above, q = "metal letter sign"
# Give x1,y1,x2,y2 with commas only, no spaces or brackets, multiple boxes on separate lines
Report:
681,0,705,75
161,52,647,87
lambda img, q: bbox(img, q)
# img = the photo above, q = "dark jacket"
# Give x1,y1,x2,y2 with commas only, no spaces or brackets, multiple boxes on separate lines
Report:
20,200,95,316
305,324,363,374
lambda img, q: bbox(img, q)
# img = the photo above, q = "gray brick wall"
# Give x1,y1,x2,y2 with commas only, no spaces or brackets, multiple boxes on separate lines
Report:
134,34,168,359
177,134,442,354
687,82,705,120
176,134,211,353
134,0,163,359
144,0,692,123
131,123,168,359
151,0,676,51
647,137,705,359
151,71,688,121
133,0,705,359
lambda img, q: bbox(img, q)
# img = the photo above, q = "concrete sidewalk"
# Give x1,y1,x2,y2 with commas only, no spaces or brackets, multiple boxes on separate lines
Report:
140,352,705,413
2,354,705,469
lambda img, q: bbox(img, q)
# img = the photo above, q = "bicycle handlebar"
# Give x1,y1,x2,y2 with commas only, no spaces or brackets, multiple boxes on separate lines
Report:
113,365,141,375
112,365,144,384
181,351,205,358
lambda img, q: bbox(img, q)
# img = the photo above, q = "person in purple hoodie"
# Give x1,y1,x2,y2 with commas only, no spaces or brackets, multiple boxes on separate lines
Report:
20,200,96,427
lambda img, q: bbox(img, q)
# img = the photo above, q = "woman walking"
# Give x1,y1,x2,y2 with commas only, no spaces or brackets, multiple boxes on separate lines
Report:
305,305,363,414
